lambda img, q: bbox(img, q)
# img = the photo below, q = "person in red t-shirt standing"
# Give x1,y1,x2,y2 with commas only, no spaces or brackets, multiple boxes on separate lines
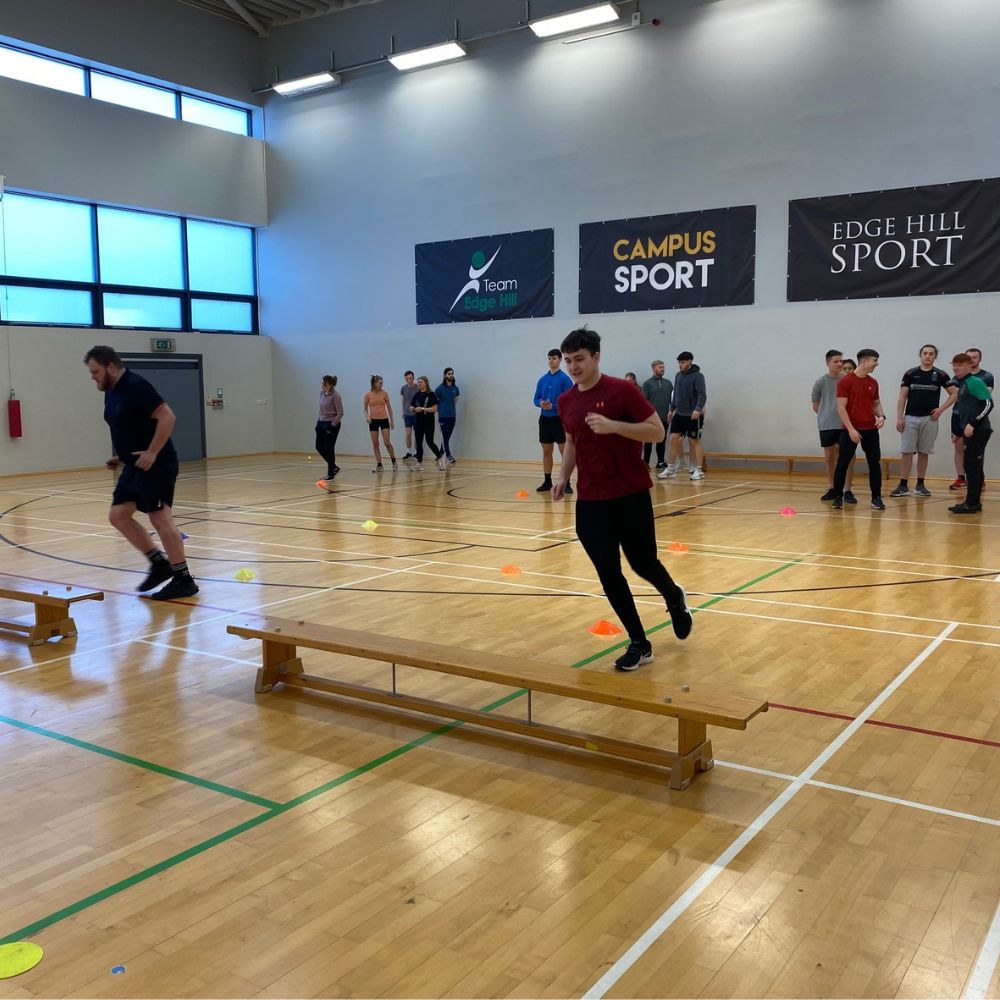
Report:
831,348,887,510
554,328,693,672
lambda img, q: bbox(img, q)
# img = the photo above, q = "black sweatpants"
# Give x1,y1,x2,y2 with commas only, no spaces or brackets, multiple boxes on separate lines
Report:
315,421,341,478
963,424,992,506
642,429,667,466
833,428,881,498
414,414,442,463
575,490,681,643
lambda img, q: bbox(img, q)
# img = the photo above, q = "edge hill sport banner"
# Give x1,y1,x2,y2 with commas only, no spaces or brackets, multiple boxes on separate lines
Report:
788,178,1000,301
415,229,554,325
578,205,756,313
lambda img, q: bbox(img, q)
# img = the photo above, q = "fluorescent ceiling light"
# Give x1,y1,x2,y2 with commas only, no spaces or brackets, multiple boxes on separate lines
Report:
529,3,620,38
273,71,340,96
389,41,467,72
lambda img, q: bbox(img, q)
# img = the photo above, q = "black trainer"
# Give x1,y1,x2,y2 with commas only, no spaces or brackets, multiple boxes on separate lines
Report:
871,496,886,511
949,503,982,514
831,496,844,509
137,559,173,593
820,489,837,501
564,484,573,495
843,491,857,504
614,640,654,672
667,585,693,640
149,575,200,600
535,480,552,493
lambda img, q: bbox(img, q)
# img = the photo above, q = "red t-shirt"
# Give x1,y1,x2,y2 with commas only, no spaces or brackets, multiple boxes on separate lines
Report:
836,372,880,430
556,375,655,501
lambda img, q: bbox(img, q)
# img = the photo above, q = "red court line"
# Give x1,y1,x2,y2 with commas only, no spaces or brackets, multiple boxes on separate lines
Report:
771,702,1000,750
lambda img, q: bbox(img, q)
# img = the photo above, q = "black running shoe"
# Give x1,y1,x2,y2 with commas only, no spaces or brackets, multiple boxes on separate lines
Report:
871,497,886,511
149,575,200,600
667,585,693,641
831,496,844,510
843,491,857,504
564,484,573,495
614,640,654,672
820,489,837,501
949,503,982,514
137,560,173,593
535,480,552,493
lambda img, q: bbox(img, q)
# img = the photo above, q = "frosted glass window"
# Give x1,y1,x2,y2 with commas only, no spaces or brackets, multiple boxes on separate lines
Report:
91,72,176,118
0,46,85,95
98,209,183,288
0,194,95,281
186,221,254,294
191,298,253,332
103,293,181,329
0,285,92,324
181,95,250,136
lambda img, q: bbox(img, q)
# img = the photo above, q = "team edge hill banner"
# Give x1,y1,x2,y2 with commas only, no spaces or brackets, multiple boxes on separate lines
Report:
415,229,554,325
578,205,756,313
788,177,1000,301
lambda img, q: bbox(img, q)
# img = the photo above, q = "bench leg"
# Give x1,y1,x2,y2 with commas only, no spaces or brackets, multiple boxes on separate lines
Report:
29,604,77,645
670,719,715,791
256,639,302,693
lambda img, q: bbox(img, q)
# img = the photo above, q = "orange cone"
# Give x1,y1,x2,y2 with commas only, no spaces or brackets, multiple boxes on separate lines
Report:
516,490,529,499
588,620,624,636
667,541,690,554
500,564,522,576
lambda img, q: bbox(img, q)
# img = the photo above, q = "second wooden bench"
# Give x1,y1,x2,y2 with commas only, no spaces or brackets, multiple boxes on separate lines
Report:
0,580,104,645
227,617,768,790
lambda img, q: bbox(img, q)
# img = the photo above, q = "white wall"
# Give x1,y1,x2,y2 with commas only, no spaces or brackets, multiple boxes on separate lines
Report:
258,0,1000,475
0,327,274,475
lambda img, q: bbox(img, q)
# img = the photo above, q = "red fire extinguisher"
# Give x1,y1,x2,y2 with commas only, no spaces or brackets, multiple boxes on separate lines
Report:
8,395,22,438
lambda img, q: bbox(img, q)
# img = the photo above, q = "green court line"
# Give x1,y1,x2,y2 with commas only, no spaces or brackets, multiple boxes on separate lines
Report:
0,559,800,946
0,714,282,810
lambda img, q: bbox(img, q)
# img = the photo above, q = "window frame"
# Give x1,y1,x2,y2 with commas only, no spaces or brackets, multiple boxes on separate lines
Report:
0,41,252,137
0,192,258,335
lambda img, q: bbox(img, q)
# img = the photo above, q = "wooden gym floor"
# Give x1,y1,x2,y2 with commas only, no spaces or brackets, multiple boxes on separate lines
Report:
1,454,999,999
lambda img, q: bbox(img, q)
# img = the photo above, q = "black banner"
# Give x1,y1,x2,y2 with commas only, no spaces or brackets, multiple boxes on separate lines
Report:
415,229,553,325
788,178,1000,301
578,205,755,313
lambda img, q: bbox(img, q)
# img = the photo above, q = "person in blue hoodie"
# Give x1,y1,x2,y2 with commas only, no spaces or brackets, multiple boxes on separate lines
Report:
658,351,707,481
533,348,574,494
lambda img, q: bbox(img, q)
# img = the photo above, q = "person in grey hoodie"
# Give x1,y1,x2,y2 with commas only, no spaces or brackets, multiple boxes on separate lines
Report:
658,351,707,481
641,360,673,470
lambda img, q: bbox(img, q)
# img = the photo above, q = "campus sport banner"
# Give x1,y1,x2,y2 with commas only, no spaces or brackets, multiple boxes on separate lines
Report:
787,177,1000,301
415,229,554,324
578,205,756,313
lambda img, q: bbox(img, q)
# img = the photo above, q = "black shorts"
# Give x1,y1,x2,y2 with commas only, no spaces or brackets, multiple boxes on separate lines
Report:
538,416,566,445
951,412,963,438
369,418,390,432
819,428,841,448
112,458,178,513
669,414,704,439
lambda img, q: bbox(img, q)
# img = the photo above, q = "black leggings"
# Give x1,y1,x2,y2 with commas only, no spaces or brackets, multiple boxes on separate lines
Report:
642,431,666,466
575,490,681,643
315,422,341,477
963,425,992,506
833,428,881,498
415,415,442,463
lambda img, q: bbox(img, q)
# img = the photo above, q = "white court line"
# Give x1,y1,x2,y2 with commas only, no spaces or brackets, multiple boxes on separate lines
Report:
583,622,958,999
965,900,1000,999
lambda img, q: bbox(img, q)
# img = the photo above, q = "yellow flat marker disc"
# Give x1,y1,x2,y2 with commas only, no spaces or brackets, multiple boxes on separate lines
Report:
0,941,43,979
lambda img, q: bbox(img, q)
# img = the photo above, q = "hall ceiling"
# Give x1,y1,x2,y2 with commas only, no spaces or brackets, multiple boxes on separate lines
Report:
176,0,383,36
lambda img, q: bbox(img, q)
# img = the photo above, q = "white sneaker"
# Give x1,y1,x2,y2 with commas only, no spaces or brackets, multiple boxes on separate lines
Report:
413,463,423,471
690,467,705,480
657,465,677,480
437,455,446,470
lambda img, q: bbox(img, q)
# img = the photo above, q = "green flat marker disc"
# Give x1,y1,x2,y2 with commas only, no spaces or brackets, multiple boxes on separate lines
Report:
0,941,43,978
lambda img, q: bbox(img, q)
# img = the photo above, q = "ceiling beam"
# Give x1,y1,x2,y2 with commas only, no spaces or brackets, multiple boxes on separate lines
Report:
222,0,269,36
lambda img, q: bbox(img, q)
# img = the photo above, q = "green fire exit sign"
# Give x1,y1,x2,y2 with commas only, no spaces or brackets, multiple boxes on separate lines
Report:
151,338,176,352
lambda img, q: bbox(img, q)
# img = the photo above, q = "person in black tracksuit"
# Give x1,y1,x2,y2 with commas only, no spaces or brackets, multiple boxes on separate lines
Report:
948,353,994,514
410,376,445,470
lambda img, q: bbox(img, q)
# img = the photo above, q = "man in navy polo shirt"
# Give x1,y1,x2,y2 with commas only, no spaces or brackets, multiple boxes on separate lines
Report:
554,328,692,672
84,345,198,600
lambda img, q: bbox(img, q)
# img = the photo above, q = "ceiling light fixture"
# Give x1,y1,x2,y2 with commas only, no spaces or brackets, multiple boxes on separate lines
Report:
528,2,620,38
272,70,341,96
388,41,467,72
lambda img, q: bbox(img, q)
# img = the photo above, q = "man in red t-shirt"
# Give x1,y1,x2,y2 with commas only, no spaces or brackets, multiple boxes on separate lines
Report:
831,348,886,510
554,328,693,671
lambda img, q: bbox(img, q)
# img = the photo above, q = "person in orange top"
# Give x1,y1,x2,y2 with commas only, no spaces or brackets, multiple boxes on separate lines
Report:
363,375,397,473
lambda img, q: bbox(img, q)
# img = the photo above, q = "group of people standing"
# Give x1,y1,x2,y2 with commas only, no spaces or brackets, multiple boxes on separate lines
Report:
811,345,994,513
314,368,461,482
537,351,709,492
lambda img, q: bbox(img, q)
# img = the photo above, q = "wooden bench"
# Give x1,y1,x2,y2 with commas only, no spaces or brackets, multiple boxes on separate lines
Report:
227,617,768,791
0,581,104,645
703,452,900,479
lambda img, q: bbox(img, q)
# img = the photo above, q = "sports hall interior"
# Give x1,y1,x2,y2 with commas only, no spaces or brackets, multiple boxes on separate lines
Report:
1,1,999,997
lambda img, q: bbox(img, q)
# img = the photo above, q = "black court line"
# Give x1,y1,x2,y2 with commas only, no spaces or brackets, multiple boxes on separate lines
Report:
658,488,761,518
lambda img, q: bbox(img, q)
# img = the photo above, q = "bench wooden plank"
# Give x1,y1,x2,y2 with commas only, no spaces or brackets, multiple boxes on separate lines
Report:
703,453,900,478
0,582,104,645
227,617,768,790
